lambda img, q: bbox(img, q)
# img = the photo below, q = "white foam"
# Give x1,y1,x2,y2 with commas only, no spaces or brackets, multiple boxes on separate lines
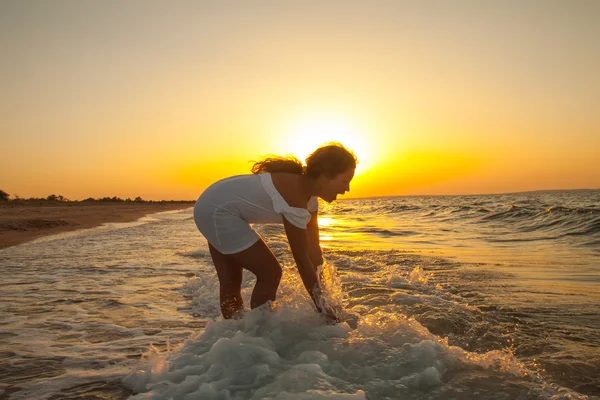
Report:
124,261,526,399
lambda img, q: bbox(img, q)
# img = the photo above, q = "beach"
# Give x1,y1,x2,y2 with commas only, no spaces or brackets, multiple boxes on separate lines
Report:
0,190,598,399
0,202,194,249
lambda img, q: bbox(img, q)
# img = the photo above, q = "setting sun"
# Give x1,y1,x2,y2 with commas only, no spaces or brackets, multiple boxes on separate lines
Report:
276,114,374,176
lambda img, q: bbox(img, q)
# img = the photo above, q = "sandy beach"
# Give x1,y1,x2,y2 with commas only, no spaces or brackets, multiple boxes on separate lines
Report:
0,202,193,249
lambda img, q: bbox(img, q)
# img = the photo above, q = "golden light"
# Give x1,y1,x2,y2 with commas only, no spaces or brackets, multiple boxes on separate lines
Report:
317,216,335,227
277,114,374,176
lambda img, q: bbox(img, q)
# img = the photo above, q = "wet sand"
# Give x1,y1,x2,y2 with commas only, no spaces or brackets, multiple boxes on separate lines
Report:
0,202,193,249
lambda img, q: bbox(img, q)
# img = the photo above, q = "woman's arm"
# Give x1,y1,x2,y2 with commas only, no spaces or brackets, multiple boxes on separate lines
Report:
283,216,338,321
306,211,323,268
283,217,321,308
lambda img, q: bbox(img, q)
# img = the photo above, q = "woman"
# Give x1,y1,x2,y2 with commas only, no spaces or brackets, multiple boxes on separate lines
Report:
193,143,356,320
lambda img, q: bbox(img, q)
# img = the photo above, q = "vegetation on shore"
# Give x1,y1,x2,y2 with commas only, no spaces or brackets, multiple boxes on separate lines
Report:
0,190,194,204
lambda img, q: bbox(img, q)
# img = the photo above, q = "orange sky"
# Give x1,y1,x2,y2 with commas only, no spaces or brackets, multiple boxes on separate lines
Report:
1,1,598,200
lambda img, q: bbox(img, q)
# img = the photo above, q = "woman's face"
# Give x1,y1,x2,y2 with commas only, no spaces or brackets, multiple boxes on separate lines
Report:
321,168,355,202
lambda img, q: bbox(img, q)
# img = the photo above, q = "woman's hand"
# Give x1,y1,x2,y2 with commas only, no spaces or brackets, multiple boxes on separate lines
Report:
322,307,340,324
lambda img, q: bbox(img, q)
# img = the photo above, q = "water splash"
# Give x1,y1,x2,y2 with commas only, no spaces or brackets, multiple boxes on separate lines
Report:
124,256,588,400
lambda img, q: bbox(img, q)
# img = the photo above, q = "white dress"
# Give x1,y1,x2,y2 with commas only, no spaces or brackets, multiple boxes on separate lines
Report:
193,173,318,254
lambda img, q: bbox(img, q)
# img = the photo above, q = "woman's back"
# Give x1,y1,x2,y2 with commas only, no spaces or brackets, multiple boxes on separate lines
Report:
194,173,316,226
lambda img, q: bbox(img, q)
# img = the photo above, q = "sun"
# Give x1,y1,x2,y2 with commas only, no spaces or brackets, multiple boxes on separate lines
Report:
278,114,373,175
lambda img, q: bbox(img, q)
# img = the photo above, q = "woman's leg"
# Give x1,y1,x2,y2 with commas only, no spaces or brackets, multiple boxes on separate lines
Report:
229,239,283,309
208,244,244,319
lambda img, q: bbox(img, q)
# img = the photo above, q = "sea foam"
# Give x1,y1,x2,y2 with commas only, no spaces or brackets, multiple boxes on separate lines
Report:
123,262,525,400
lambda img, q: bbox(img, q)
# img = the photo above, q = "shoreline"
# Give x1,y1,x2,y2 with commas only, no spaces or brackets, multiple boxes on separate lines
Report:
0,202,193,249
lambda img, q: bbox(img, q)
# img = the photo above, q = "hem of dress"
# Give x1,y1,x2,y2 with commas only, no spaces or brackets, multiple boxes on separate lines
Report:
215,236,261,255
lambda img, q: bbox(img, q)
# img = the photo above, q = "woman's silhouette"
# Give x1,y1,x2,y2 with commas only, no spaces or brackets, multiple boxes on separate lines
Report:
194,143,357,321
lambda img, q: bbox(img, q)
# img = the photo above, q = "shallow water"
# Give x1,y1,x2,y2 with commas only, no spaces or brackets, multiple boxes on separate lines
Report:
0,190,598,399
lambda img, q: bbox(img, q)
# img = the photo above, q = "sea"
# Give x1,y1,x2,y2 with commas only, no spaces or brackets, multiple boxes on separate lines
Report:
0,189,598,400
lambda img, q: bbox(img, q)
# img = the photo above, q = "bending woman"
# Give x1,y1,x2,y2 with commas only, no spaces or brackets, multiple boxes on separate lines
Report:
193,143,357,320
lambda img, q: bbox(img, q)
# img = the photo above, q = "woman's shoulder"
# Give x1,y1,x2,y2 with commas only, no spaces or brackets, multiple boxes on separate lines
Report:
270,173,306,208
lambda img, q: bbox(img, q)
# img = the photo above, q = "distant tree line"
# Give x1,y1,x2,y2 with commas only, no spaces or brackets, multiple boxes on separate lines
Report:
0,190,193,203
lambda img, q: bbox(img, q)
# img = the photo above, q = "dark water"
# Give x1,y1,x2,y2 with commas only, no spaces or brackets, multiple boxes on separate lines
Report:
0,190,598,399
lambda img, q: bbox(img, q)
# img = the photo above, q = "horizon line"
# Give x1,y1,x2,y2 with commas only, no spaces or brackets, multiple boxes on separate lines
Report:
342,187,600,201
3,187,598,203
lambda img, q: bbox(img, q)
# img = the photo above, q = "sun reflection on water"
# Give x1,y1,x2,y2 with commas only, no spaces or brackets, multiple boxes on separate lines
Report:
317,216,334,227
318,214,382,250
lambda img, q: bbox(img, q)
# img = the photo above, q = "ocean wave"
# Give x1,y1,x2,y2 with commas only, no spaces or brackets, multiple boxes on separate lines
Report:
354,227,419,237
124,248,594,399
478,205,537,222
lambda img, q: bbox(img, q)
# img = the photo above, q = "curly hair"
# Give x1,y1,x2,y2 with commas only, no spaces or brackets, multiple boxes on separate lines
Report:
251,156,304,175
305,142,357,179
251,143,357,178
